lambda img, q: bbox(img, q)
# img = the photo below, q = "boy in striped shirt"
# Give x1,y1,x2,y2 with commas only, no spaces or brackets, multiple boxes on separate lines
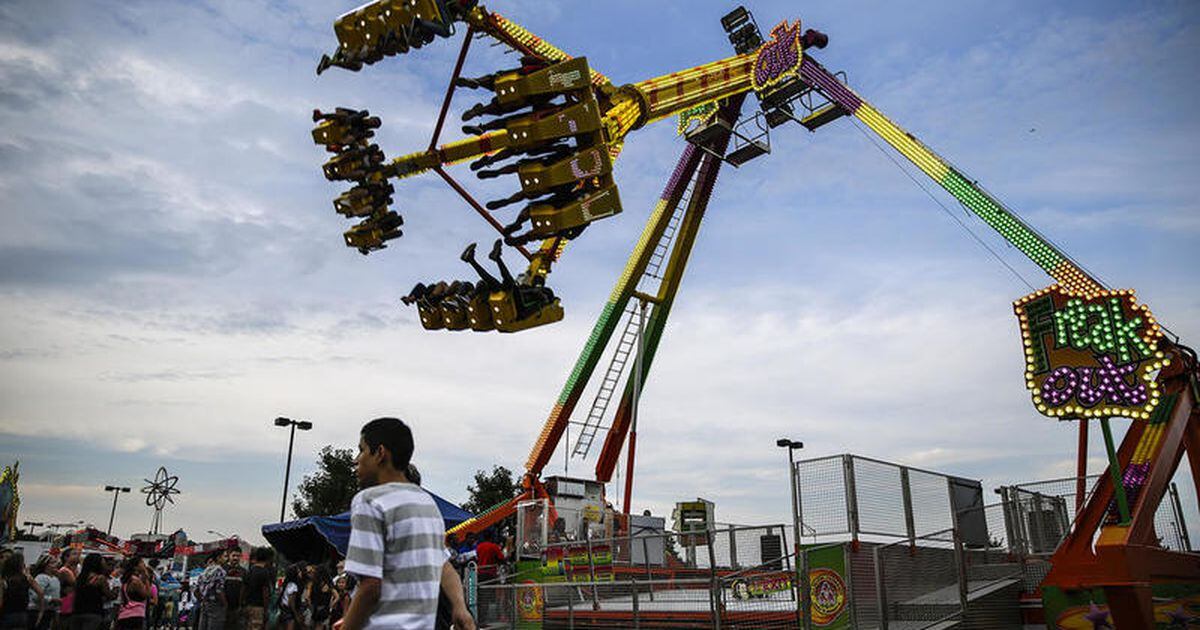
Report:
340,418,474,630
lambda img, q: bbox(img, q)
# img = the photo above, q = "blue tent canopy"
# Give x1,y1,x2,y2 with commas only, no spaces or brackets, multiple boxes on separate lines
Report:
262,489,473,562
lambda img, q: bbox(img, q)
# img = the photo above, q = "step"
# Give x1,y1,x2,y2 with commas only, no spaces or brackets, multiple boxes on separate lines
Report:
966,563,1021,582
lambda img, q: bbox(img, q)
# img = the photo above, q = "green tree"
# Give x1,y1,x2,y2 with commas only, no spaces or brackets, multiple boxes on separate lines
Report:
292,446,359,518
461,465,520,514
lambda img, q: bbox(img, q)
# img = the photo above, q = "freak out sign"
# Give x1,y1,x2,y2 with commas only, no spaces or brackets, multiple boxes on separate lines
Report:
751,20,803,91
1014,285,1168,420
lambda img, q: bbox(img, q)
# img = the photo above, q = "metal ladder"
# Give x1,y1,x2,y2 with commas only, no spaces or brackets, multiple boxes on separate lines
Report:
571,177,696,459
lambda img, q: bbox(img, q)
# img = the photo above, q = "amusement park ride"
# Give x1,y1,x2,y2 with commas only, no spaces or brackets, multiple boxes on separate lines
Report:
309,1,1199,626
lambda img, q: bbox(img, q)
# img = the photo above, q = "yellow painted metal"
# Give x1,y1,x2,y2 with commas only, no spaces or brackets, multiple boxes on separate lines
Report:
854,103,950,181
517,147,612,196
488,292,564,332
494,57,592,107
331,0,448,59
526,182,622,240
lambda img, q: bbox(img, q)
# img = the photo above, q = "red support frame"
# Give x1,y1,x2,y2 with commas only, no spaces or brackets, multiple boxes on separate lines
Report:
1043,349,1200,627
425,27,533,261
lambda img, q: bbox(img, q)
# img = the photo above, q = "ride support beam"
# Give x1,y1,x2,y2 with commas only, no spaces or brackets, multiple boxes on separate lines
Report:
797,56,1105,296
594,94,747,484
1043,352,1200,627
522,144,705,476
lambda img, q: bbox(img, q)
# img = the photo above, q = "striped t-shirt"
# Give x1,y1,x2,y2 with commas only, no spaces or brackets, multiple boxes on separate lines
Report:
345,482,447,629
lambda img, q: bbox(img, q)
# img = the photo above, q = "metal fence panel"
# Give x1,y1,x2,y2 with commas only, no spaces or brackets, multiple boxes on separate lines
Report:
853,457,907,538
796,456,848,538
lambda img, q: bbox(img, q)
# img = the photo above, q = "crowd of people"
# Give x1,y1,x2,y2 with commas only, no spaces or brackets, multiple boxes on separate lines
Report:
4,415,487,630
0,545,369,630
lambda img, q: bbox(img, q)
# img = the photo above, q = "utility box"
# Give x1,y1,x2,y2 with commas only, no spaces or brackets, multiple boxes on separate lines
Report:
628,513,666,566
544,475,607,542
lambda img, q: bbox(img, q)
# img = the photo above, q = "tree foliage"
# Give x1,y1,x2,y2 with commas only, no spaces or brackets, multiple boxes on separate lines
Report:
292,446,359,519
461,465,520,515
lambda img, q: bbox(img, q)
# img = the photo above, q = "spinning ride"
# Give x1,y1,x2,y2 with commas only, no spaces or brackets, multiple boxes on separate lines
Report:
309,3,1200,626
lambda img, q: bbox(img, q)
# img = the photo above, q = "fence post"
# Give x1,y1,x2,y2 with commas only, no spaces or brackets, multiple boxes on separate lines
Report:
901,466,916,548
873,545,888,630
585,530,600,610
800,546,812,630
642,536,655,601
843,455,860,545
568,584,575,628
1170,482,1192,551
632,583,640,630
510,586,517,630
953,529,969,614
729,527,738,568
707,528,721,630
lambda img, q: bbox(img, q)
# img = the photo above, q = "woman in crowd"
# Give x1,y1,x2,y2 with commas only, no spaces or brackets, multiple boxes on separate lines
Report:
276,564,305,630
176,582,194,630
29,555,61,630
0,552,44,629
66,554,109,630
55,549,80,628
328,574,350,629
305,566,333,630
114,557,149,630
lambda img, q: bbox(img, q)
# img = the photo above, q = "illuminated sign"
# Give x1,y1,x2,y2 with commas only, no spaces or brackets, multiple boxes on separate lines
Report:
810,568,847,625
1014,285,1167,420
677,102,718,136
516,580,543,621
752,20,803,91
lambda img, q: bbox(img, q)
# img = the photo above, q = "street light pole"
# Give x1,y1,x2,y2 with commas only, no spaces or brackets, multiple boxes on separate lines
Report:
275,417,313,522
103,485,130,535
776,438,805,628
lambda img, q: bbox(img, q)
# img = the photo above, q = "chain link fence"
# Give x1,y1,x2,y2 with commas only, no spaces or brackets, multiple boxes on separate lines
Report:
1002,475,1193,552
475,524,801,629
463,456,1193,628
795,454,975,546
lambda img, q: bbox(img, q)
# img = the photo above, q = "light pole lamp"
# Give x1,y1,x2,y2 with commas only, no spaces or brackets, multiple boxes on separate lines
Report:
274,416,313,522
103,485,131,535
776,438,805,627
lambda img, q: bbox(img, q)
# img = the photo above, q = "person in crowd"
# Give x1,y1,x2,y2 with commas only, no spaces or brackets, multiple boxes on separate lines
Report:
69,554,111,630
456,533,477,557
220,554,242,630
145,560,162,630
29,554,61,630
239,549,271,630
193,554,227,630
340,417,473,630
176,582,193,630
306,566,332,630
102,560,120,630
0,552,44,629
114,557,149,630
56,549,81,627
474,530,505,582
328,575,349,629
276,565,304,630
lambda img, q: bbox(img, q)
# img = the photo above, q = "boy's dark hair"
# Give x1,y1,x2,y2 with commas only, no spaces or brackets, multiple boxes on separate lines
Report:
361,417,414,471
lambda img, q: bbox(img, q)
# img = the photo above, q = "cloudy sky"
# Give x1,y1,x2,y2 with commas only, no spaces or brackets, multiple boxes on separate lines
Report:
2,0,1198,545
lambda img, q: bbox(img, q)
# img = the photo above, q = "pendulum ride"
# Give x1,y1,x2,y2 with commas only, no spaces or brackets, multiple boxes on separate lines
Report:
307,2,1200,625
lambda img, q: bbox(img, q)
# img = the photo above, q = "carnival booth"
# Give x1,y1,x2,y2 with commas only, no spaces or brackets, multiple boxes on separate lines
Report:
261,490,473,562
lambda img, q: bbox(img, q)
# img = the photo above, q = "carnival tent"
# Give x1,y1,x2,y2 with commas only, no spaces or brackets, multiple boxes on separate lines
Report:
261,490,473,561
